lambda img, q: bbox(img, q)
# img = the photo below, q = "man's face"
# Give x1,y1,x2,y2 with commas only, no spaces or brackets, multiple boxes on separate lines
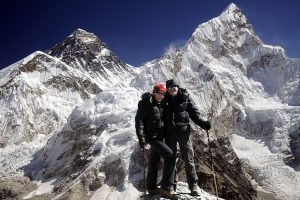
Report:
167,86,178,96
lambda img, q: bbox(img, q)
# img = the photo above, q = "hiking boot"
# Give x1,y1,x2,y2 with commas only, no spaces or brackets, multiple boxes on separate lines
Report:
147,188,160,195
159,188,178,200
173,183,177,192
190,184,201,196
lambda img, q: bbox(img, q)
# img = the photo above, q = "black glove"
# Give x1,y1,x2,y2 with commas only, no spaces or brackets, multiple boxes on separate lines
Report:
138,137,146,149
202,121,211,130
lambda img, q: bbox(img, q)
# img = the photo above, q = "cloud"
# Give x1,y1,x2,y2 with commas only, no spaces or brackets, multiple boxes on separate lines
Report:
163,39,186,57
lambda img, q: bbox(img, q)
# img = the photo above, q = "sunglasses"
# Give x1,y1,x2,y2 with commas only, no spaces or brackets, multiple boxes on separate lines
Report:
154,92,165,96
167,86,178,90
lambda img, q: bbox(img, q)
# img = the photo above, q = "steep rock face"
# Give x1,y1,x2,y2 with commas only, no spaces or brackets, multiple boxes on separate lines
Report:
48,28,136,88
192,134,256,200
0,176,37,200
180,3,300,199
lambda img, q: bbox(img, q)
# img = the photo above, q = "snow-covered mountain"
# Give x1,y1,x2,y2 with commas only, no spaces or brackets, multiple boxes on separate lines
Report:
0,30,136,181
48,28,135,89
1,3,300,200
132,3,300,199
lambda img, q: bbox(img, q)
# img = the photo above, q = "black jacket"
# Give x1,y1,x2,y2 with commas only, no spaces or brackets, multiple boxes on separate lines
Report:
135,92,165,143
164,88,210,134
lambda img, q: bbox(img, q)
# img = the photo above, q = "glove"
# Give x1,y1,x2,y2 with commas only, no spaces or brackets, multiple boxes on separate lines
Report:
202,121,211,130
138,137,146,149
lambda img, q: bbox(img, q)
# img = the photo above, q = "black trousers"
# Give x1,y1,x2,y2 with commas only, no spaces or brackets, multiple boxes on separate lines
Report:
165,131,198,188
146,140,176,190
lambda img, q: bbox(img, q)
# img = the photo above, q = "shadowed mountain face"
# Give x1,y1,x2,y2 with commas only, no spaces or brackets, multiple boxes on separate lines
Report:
1,3,300,200
48,28,135,87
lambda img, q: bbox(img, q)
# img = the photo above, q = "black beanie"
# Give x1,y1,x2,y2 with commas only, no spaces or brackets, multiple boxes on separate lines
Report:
166,79,178,88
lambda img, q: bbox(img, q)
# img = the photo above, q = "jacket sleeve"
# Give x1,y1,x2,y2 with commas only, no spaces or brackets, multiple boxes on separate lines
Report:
186,97,208,129
135,100,148,141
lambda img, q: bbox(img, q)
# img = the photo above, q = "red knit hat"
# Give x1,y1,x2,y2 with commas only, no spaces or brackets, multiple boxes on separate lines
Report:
153,83,166,94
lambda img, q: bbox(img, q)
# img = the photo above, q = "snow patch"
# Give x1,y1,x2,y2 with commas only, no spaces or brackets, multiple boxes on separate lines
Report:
23,178,56,199
231,134,300,200
100,48,110,57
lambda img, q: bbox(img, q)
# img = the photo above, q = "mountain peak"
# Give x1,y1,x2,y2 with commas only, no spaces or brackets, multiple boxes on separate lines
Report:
47,29,134,88
224,3,239,13
68,28,98,43
219,3,247,23
73,28,87,33
190,3,251,42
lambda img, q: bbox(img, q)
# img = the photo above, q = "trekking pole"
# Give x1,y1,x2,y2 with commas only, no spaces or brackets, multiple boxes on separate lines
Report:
206,130,219,200
142,147,147,198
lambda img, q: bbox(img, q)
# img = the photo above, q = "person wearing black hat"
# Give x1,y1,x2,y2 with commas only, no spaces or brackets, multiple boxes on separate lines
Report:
135,84,177,198
164,79,211,196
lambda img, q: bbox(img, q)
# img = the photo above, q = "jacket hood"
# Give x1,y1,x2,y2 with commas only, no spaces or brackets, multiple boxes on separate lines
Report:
141,92,151,100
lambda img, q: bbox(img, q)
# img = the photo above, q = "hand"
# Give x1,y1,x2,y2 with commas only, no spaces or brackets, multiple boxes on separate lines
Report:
202,121,211,130
139,137,146,149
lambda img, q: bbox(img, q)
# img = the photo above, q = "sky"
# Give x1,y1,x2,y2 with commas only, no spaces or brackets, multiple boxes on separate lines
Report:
1,0,300,69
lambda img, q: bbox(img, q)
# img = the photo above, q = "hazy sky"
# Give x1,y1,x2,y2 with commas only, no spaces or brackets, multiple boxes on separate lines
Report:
1,0,300,69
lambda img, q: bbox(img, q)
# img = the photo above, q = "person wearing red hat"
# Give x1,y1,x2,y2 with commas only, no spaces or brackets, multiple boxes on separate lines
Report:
135,83,177,198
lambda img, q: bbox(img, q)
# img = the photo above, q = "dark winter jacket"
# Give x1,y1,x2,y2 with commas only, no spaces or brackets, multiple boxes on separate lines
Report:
135,92,165,143
164,88,210,134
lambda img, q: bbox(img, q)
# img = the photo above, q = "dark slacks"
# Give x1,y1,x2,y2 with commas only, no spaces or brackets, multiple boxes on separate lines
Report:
146,140,176,190
165,131,198,188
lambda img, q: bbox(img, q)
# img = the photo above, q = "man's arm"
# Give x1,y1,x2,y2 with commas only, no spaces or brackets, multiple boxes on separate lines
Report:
135,100,148,147
186,97,211,130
